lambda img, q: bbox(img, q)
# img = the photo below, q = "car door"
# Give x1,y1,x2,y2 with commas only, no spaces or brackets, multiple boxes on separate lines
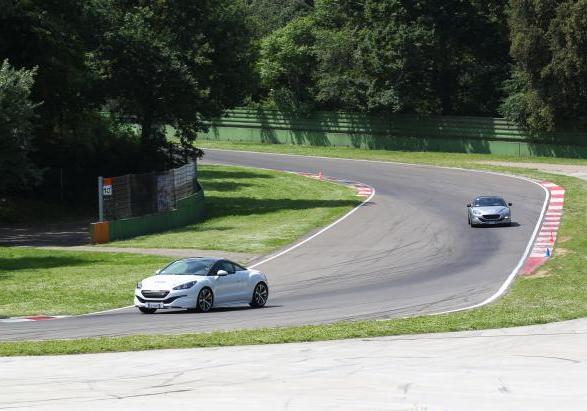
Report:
210,261,240,303
231,263,251,302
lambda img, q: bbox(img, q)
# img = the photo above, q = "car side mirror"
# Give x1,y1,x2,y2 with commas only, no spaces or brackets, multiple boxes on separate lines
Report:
217,270,228,277
155,269,161,274
466,204,471,208
508,202,512,206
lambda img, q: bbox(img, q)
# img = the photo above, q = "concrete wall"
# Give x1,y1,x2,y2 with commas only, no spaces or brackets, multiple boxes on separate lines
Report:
203,108,587,158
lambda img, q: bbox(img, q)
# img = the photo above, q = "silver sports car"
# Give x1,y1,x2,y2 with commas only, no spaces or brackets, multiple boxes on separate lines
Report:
467,196,512,227
134,257,269,314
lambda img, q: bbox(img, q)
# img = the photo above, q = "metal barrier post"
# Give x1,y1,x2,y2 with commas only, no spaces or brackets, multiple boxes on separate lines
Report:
98,176,104,222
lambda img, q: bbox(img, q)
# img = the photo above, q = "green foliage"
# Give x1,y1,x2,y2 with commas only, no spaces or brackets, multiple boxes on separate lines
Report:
505,0,587,131
245,0,314,38
258,16,317,112
96,0,256,159
257,0,510,116
0,0,257,202
0,60,40,192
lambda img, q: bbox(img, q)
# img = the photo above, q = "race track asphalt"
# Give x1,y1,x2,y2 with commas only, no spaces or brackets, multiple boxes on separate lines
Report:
0,150,546,341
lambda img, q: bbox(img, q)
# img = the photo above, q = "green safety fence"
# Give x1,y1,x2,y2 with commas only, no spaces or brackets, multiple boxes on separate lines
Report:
202,108,587,158
91,191,205,243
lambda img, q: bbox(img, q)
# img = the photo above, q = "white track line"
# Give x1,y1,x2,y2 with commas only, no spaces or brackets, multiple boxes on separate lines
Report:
205,147,551,315
0,168,374,322
2,148,551,322
249,180,375,269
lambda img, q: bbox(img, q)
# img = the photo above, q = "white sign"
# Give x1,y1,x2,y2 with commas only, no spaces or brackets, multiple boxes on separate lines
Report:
103,185,112,196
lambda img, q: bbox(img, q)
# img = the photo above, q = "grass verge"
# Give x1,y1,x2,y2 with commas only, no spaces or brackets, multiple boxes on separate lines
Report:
105,164,360,253
0,248,169,317
0,165,359,317
1,143,585,356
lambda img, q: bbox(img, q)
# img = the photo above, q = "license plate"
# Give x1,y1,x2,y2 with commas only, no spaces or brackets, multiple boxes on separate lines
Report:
146,302,164,309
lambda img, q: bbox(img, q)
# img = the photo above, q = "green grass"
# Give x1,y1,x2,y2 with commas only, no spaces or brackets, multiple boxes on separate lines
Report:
1,144,586,356
107,164,361,253
0,248,169,317
0,165,359,318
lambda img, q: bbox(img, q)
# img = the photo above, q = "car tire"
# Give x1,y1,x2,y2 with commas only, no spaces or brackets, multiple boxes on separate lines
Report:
250,282,269,308
195,287,214,313
138,307,157,314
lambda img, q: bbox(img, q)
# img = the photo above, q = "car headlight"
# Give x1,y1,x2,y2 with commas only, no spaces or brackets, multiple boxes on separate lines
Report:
173,281,197,290
472,209,482,216
136,281,143,289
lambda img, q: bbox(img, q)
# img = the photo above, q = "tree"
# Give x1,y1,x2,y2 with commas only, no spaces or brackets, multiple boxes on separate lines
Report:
257,0,510,116
503,0,587,131
0,60,40,192
258,16,317,112
0,0,103,140
97,0,256,161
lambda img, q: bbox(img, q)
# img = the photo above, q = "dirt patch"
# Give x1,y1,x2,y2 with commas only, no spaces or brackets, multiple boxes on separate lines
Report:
525,268,553,279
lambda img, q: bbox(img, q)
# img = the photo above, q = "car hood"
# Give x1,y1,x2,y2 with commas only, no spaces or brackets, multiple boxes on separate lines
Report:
473,206,509,214
140,275,204,290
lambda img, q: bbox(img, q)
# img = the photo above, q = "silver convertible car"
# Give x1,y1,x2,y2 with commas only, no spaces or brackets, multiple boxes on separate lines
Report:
134,257,269,314
467,196,512,227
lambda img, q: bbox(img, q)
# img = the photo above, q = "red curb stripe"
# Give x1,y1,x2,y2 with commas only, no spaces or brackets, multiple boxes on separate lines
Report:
520,181,565,276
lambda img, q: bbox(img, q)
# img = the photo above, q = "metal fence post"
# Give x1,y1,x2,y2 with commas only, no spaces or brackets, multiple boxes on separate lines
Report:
98,176,104,222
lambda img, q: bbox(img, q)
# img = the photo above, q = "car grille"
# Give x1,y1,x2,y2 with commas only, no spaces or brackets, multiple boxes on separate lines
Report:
142,290,169,299
481,214,501,220
136,294,185,304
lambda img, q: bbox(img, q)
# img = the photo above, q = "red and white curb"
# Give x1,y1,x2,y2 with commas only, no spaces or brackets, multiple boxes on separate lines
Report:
295,171,375,198
1,315,68,323
520,181,565,275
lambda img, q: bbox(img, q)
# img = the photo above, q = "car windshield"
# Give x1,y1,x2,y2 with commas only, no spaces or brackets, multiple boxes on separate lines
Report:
159,259,216,275
474,197,506,207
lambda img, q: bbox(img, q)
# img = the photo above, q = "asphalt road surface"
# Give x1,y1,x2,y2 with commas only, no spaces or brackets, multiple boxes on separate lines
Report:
0,150,546,341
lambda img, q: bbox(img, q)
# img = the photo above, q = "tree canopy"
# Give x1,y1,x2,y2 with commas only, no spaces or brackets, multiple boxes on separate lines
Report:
1,0,586,203
0,60,39,192
257,0,510,115
0,0,255,200
501,0,587,131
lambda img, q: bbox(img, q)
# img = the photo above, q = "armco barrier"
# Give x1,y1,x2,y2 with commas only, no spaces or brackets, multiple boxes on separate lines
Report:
202,108,587,158
90,190,205,244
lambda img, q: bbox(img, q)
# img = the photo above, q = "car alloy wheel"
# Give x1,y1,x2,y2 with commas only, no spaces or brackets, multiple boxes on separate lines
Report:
250,282,268,308
196,287,214,312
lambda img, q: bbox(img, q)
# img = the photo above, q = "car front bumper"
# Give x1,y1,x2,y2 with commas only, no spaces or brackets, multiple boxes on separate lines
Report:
134,292,195,310
471,215,511,225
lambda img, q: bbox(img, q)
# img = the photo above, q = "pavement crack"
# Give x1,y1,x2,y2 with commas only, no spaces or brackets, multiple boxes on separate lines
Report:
513,354,581,364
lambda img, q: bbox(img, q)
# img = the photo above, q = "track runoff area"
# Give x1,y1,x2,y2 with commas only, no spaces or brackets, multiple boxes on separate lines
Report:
0,150,555,341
